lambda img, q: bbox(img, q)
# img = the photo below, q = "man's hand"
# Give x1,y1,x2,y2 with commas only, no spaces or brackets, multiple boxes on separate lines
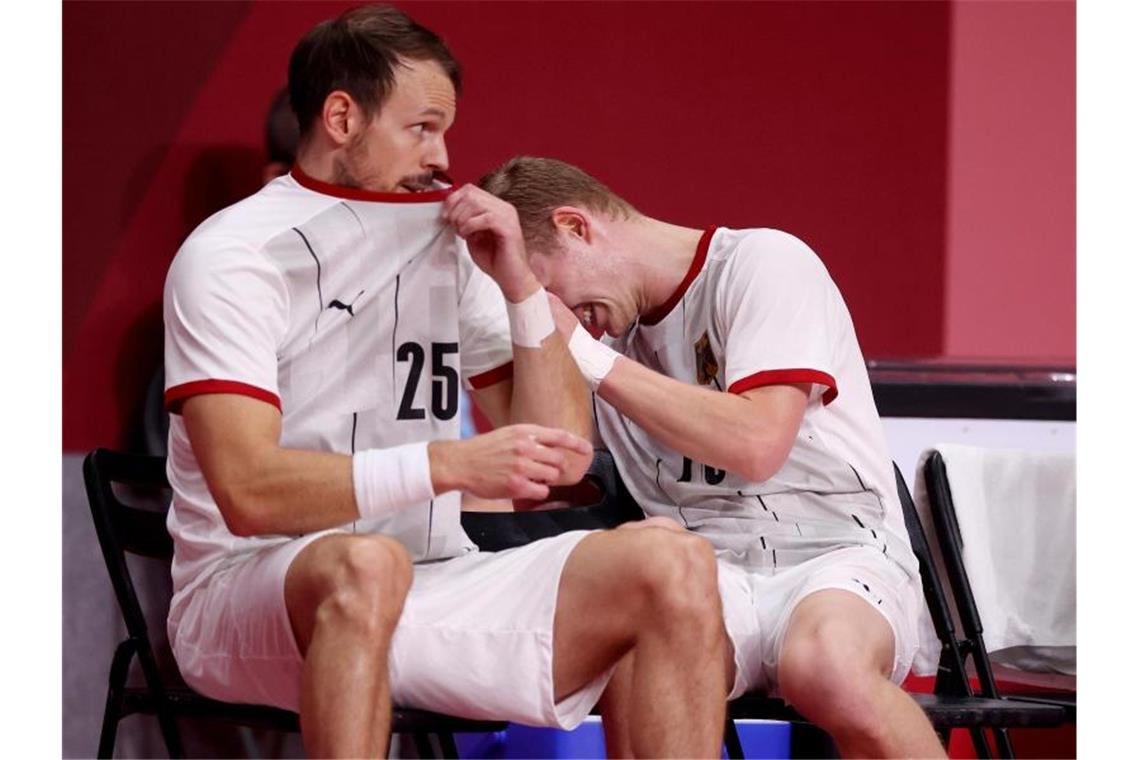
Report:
428,424,593,501
444,184,539,302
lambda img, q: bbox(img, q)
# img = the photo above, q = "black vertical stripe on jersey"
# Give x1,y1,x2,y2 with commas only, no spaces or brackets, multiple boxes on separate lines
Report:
339,201,366,235
425,499,434,556
849,463,868,491
391,274,401,398
350,412,358,534
293,227,323,335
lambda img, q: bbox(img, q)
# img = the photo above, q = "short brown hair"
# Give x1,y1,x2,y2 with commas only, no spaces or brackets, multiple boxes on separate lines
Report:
288,5,462,139
480,157,639,250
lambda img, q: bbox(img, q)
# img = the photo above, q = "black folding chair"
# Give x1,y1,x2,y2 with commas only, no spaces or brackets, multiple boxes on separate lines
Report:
718,464,1066,758
923,452,1077,723
83,448,506,759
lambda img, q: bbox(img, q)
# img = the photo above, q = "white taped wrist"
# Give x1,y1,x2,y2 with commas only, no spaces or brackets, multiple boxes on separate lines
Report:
352,443,436,521
568,324,620,391
506,287,555,348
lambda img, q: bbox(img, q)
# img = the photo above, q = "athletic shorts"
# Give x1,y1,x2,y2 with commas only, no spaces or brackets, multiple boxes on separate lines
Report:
168,529,606,729
717,545,922,699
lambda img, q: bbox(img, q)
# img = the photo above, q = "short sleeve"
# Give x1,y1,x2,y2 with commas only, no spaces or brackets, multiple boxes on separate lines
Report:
163,237,289,413
455,241,514,390
718,230,839,405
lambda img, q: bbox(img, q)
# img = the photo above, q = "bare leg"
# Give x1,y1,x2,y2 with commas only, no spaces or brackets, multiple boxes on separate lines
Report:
598,524,739,759
778,590,946,759
551,527,727,758
597,651,635,758
284,534,413,759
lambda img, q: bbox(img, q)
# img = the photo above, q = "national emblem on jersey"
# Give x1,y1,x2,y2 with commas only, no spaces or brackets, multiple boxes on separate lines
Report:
694,331,719,385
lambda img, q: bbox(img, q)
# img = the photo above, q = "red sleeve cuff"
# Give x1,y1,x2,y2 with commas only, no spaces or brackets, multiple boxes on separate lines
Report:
468,361,514,390
728,369,838,405
164,380,282,414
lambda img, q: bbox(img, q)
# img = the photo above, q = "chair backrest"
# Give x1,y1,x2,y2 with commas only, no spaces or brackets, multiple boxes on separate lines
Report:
892,461,987,704
923,451,988,641
83,448,173,647
892,462,960,648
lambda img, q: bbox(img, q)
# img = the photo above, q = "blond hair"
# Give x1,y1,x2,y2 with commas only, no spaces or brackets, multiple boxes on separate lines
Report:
480,157,638,250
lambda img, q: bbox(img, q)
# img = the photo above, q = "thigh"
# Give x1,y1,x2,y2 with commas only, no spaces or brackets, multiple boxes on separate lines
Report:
773,547,921,688
388,530,601,729
169,532,335,711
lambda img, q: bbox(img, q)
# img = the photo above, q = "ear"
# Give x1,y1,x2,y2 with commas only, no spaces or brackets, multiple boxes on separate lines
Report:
551,207,591,244
319,90,363,147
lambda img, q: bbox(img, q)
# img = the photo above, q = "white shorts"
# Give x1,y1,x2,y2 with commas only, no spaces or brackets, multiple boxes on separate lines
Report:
169,529,606,729
717,545,922,699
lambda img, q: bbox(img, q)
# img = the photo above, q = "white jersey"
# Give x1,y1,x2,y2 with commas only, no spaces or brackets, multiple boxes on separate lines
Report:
163,168,513,606
596,227,919,580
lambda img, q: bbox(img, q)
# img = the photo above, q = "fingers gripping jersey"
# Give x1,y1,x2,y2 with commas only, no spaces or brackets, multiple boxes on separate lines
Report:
163,171,513,604
596,227,919,580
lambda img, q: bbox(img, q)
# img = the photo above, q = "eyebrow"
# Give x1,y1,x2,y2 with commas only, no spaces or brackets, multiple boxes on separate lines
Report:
419,107,449,120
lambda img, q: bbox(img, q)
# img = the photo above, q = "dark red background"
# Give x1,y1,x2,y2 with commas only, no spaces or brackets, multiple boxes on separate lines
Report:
64,1,1067,451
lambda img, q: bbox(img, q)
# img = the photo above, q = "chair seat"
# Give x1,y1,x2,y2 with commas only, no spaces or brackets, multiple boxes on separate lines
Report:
728,691,1066,729
119,686,508,734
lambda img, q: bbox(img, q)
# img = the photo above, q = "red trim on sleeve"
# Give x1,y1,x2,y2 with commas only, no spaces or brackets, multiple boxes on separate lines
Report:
291,165,454,203
164,380,282,415
640,226,718,326
728,369,839,405
468,361,514,390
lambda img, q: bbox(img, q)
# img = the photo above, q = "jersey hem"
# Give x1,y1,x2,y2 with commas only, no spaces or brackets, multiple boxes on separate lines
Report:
728,368,838,405
165,380,283,414
468,361,514,390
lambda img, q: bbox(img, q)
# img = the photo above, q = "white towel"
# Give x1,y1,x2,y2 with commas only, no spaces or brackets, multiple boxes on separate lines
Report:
911,444,1076,677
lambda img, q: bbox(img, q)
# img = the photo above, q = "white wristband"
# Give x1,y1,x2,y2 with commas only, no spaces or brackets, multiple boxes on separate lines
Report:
506,286,555,348
352,442,436,521
568,324,620,391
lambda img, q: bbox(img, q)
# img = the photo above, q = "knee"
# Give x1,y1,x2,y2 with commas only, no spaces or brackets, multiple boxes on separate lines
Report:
628,531,721,627
317,537,412,635
778,622,887,736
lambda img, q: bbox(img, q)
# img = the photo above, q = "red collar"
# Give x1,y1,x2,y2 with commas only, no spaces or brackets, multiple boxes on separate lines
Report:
640,226,717,326
290,165,454,203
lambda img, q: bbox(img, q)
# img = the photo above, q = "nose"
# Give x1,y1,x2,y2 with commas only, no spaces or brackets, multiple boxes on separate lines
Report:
426,135,449,173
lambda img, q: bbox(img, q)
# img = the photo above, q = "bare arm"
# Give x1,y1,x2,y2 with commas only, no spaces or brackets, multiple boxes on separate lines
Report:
546,296,809,482
599,358,809,482
182,393,592,537
446,185,593,483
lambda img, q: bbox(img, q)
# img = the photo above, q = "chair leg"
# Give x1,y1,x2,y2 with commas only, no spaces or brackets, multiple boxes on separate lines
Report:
96,696,122,759
134,641,187,758
97,641,136,758
724,717,745,759
969,726,993,759
992,726,1016,759
437,731,460,759
412,732,437,758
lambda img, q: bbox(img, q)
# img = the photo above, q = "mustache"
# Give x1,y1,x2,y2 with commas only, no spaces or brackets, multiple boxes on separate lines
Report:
401,172,437,191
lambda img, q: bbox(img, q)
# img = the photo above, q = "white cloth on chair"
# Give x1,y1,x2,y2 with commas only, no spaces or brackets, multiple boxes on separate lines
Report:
911,444,1076,677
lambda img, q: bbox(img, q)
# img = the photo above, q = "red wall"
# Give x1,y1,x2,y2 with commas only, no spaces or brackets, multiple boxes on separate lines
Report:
943,0,1075,361
64,1,958,451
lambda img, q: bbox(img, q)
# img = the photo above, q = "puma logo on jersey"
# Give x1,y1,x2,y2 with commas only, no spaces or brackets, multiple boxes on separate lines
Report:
694,331,719,385
327,290,365,317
